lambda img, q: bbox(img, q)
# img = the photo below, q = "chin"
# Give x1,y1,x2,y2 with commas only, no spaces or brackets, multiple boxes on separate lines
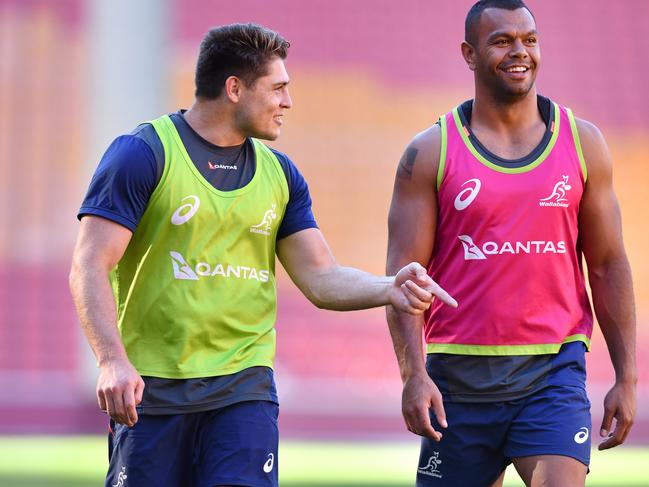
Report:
497,83,535,100
509,85,532,96
261,132,280,141
264,128,281,141
248,129,280,141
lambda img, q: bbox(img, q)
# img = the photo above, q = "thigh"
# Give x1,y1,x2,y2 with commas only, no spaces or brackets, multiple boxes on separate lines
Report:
195,400,279,487
416,401,511,487
106,414,195,487
506,385,591,484
513,455,587,487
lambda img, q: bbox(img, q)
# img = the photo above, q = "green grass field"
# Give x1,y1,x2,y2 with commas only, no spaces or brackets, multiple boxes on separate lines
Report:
0,436,646,486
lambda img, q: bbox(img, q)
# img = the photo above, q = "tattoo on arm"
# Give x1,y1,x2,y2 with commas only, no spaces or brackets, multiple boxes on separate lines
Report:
397,147,418,180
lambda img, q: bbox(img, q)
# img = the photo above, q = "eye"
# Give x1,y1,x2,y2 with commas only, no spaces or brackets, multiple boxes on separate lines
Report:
494,38,509,46
526,36,537,44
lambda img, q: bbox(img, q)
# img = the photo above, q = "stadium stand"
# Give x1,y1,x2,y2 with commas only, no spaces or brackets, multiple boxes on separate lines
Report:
0,0,647,440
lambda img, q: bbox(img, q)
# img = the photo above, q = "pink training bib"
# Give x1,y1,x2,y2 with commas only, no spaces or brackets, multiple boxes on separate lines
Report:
425,101,593,355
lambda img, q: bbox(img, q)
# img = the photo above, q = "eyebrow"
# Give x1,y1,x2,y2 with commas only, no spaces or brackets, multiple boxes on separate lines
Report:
488,29,538,40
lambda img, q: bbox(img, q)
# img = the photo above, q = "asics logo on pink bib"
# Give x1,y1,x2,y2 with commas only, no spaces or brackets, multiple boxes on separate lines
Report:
454,178,481,210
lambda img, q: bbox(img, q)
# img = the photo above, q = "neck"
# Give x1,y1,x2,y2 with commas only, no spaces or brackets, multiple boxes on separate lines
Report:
471,87,540,133
183,99,246,147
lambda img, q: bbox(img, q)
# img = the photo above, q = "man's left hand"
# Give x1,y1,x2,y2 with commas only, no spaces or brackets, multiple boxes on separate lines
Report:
598,381,636,450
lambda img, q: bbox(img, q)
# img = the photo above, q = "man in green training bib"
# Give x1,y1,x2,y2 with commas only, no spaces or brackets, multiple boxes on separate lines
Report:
69,23,457,487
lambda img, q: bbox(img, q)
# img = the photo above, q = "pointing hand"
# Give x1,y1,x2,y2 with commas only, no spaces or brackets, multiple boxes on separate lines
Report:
390,262,458,315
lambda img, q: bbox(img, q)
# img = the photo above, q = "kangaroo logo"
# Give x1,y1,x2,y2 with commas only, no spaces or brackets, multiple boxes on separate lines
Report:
170,251,199,280
112,466,127,487
539,175,571,207
418,451,443,478
250,204,277,236
458,235,487,260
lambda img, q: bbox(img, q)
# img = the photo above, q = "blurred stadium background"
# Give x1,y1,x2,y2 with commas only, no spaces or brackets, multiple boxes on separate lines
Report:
1,0,648,483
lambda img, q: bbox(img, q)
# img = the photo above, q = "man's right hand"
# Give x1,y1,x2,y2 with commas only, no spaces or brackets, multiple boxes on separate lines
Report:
402,372,447,441
97,358,145,427
391,262,458,315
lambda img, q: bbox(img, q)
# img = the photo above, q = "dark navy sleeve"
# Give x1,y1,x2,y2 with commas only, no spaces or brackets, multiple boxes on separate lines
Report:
78,134,159,232
270,149,318,240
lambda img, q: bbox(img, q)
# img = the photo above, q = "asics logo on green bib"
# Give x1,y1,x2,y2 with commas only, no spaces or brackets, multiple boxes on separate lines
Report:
171,195,200,225
170,251,270,282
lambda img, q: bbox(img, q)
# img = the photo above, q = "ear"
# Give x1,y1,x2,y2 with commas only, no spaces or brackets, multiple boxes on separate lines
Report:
224,75,243,103
461,41,477,71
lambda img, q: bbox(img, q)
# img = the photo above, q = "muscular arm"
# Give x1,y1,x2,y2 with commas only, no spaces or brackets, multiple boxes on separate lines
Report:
69,216,145,427
577,118,637,450
386,124,449,440
276,228,455,314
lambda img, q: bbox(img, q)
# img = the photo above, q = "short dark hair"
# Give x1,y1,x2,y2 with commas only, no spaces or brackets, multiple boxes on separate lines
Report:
195,23,290,99
465,0,534,45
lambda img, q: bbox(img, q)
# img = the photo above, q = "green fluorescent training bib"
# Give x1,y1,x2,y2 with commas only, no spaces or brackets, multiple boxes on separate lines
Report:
110,115,289,378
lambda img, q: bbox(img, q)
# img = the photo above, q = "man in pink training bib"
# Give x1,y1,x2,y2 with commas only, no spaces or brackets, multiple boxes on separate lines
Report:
386,1,637,486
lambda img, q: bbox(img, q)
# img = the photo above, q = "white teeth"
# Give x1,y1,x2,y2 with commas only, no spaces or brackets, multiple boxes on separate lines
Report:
506,66,528,72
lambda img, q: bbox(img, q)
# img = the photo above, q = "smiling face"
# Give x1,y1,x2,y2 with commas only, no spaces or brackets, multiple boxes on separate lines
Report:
464,7,540,101
234,57,292,141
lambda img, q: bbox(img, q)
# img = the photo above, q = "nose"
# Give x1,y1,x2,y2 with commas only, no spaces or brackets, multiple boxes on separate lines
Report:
281,87,292,109
510,38,528,58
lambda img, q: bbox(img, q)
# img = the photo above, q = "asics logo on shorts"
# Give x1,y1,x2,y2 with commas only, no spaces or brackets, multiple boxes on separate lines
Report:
454,178,481,211
573,427,589,444
263,453,275,473
171,195,200,225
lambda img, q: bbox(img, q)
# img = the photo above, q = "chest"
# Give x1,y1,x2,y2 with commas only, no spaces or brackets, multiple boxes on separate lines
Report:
470,124,547,160
438,152,584,232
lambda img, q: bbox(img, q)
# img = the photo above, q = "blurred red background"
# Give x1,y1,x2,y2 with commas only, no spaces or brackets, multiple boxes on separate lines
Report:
0,0,647,442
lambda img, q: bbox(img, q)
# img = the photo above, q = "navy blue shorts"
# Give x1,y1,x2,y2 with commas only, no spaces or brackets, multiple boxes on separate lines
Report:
106,400,279,487
417,385,591,486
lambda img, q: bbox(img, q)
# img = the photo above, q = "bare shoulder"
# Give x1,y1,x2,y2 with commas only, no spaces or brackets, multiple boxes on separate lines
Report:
396,123,442,183
574,117,612,179
574,117,606,149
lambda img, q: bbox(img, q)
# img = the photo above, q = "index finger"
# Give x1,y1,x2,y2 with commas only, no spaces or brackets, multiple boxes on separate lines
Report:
97,389,108,412
405,405,442,441
123,387,138,427
598,419,631,451
427,282,458,308
403,280,434,302
111,389,128,425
